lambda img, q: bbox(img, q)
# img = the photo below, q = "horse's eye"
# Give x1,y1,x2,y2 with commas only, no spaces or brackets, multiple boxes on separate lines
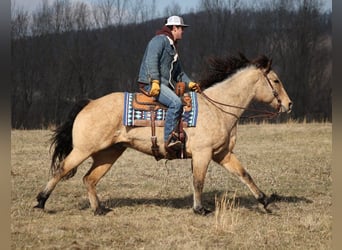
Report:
274,79,280,83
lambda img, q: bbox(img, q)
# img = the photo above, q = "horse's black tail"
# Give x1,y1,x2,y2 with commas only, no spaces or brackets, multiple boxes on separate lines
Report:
50,99,91,180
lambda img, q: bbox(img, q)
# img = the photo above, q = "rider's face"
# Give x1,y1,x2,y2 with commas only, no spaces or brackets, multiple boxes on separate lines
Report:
172,26,184,41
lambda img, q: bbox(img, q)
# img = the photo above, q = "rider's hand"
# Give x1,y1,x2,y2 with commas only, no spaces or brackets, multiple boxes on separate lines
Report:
149,79,160,96
188,81,201,92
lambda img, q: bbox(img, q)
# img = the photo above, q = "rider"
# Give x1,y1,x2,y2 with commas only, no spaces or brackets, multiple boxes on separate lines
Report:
138,15,199,151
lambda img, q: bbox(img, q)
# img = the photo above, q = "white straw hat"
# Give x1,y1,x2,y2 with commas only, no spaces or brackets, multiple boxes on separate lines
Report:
165,16,189,27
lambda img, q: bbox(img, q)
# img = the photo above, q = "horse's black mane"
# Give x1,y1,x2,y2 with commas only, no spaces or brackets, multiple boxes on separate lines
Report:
199,53,271,89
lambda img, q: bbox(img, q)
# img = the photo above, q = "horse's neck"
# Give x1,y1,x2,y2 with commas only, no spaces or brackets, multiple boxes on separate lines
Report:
203,68,259,117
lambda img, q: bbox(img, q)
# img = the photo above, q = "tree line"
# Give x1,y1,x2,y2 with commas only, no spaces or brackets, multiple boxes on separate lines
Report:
11,0,331,128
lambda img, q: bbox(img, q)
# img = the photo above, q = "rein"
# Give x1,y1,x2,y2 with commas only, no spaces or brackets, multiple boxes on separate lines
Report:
199,73,281,120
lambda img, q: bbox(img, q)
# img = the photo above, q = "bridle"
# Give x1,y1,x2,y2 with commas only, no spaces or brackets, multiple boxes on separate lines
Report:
199,71,282,120
263,71,282,112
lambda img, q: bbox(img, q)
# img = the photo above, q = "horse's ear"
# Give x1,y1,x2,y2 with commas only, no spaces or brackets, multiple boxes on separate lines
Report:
264,58,272,74
238,52,249,63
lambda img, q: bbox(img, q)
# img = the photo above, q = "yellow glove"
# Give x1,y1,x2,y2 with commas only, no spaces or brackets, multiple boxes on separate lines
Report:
149,79,160,96
188,81,201,92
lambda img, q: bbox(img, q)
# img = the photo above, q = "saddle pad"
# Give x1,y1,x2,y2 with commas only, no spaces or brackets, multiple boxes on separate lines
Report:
123,92,198,127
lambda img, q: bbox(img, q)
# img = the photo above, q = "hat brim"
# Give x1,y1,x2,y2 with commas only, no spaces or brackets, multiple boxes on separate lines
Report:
165,23,190,27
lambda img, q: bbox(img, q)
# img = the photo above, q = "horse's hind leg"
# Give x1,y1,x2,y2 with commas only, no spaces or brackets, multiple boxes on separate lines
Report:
215,152,270,209
83,145,126,215
35,148,90,210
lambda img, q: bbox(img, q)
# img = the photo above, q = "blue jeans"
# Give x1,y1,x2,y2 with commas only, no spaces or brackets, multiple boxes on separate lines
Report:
143,84,183,142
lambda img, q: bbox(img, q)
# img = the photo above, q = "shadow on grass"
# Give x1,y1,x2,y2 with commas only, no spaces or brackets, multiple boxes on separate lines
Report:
266,193,313,204
78,190,313,214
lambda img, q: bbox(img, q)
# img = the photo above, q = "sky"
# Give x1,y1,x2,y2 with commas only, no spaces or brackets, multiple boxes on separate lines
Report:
12,0,331,15
12,0,201,15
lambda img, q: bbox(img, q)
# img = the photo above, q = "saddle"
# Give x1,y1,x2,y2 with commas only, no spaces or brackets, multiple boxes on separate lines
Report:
133,93,167,111
132,92,192,127
136,82,192,160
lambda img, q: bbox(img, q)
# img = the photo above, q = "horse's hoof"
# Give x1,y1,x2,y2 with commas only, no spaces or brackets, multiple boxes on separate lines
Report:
257,193,278,213
94,206,112,216
34,192,48,209
33,203,44,209
193,207,212,216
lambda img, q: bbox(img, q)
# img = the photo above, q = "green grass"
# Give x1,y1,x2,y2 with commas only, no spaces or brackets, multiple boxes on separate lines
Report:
11,123,332,249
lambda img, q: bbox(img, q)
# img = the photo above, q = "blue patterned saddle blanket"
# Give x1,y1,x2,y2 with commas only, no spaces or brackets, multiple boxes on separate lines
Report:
123,92,198,127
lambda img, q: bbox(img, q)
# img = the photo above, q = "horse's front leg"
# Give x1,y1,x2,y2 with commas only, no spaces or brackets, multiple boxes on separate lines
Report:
215,152,271,210
191,150,212,215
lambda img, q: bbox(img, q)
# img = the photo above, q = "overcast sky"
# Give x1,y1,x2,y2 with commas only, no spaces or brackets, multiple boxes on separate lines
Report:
12,0,201,16
12,0,331,15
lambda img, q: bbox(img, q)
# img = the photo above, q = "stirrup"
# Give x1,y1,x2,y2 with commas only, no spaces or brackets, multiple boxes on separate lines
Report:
165,131,182,151
167,140,182,151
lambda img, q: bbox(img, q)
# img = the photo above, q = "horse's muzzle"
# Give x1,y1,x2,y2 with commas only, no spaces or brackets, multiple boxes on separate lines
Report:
280,101,293,113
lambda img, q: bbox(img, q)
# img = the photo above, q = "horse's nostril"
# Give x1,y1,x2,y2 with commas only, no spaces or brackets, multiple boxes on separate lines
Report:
287,102,293,113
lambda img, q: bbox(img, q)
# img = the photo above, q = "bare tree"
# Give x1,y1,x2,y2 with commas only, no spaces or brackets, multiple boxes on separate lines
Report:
52,0,64,33
10,0,331,128
91,0,129,27
128,0,156,23
11,2,30,38
112,0,128,25
163,2,182,16
62,0,74,31
31,0,53,35
92,0,114,28
73,2,90,30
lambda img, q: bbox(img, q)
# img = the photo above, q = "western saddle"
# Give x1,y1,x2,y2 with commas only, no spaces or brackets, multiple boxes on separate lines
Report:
136,82,192,160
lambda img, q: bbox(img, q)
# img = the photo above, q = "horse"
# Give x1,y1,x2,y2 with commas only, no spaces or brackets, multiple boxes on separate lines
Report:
34,54,292,215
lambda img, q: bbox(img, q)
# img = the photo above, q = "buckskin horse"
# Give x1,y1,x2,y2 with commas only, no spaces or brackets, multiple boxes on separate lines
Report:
34,53,292,215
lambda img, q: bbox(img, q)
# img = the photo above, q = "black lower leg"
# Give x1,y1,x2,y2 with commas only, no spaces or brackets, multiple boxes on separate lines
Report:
34,192,50,209
257,192,277,213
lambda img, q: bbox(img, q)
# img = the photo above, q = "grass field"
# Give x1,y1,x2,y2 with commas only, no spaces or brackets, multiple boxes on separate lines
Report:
11,123,332,249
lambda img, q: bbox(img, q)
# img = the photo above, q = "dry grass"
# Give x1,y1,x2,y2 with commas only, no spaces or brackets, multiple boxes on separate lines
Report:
11,123,332,249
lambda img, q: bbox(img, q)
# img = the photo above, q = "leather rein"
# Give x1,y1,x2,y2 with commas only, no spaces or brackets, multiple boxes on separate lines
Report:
199,72,282,120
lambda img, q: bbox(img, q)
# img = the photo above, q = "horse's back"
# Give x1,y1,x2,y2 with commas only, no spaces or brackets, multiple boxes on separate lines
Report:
93,91,125,106
81,92,125,114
